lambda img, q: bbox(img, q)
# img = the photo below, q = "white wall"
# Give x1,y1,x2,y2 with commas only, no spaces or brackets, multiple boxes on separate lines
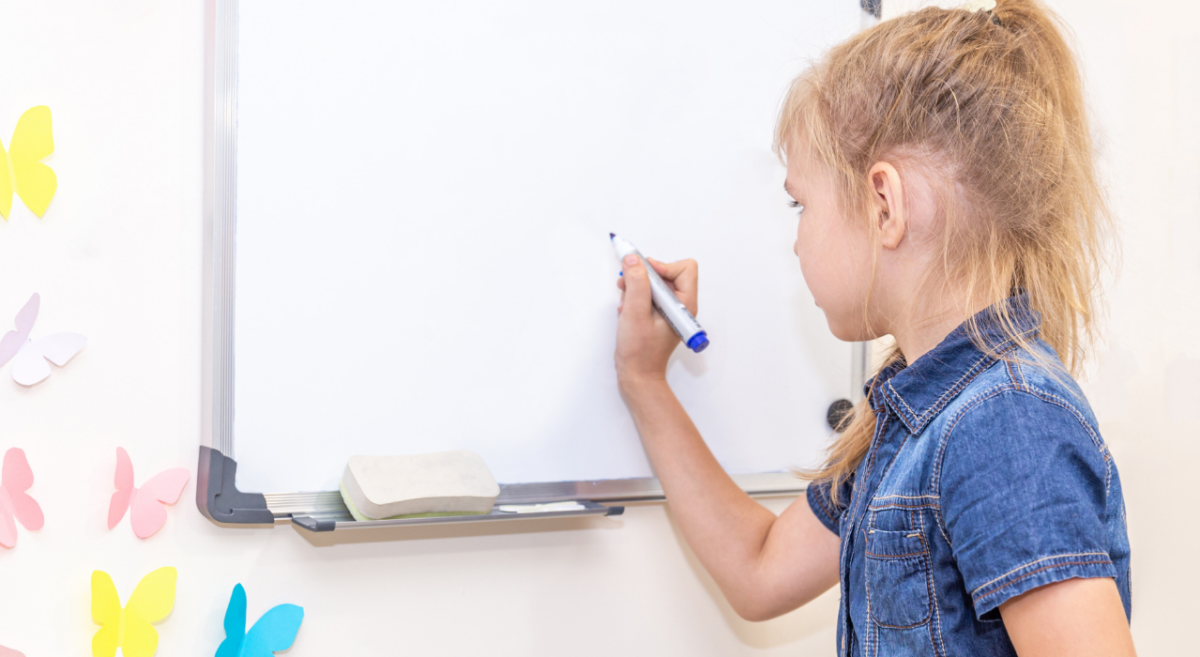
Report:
0,1,1193,655
1062,2,1200,654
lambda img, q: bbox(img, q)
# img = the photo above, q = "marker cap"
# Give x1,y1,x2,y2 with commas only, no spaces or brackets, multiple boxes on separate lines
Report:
686,332,709,353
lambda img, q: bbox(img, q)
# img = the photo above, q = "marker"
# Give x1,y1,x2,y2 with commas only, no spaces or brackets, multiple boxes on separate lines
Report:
610,233,709,353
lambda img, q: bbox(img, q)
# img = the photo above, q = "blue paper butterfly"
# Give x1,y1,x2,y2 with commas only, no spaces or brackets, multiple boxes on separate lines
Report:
215,584,304,657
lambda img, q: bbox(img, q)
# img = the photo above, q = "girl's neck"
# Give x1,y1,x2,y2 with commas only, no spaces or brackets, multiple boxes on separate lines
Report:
888,293,1000,366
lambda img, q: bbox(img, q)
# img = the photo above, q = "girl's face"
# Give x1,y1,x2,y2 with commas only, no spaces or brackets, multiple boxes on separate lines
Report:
785,142,877,342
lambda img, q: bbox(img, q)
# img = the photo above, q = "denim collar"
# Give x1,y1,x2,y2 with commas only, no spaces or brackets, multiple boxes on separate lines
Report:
865,293,1041,434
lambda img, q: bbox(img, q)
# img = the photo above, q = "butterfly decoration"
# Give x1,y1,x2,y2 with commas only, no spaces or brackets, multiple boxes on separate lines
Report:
91,567,177,657
0,645,25,657
108,447,189,539
0,106,56,219
216,584,304,657
0,293,87,387
0,448,44,549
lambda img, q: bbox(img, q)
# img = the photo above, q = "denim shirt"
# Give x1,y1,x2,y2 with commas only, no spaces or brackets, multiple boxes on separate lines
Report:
808,295,1131,657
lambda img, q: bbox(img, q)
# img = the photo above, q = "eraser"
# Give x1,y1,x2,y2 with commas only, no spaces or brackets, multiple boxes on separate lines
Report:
340,451,500,520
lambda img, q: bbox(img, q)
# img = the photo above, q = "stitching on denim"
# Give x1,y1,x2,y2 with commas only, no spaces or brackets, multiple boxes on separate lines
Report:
842,413,890,657
973,559,1114,605
866,550,926,559
886,351,989,433
969,552,1112,595
869,428,912,505
1004,358,1022,390
929,381,1027,546
930,380,1104,497
885,325,1041,437
865,512,877,657
868,514,934,631
810,485,839,527
913,353,998,432
931,382,1020,493
1022,390,1106,451
846,414,892,541
874,617,932,630
916,332,1037,429
1016,388,1114,498
874,494,939,501
886,378,920,428
855,415,918,644
867,516,934,630
932,506,953,548
868,502,941,511
918,512,948,657
891,328,1037,436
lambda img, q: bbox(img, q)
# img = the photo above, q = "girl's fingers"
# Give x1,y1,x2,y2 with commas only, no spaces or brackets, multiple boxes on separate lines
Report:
647,258,698,288
645,258,699,313
620,254,654,320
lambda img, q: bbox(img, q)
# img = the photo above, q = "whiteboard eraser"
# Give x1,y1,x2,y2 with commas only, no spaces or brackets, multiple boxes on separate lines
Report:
340,451,500,520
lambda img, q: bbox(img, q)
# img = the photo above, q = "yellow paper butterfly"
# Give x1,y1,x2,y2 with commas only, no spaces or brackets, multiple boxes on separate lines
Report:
0,106,57,219
91,567,177,657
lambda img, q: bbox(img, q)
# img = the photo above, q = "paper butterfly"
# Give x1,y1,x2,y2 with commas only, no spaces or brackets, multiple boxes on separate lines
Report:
91,567,177,657
216,584,304,657
0,106,56,219
0,293,87,387
0,645,25,657
0,448,44,549
108,447,190,539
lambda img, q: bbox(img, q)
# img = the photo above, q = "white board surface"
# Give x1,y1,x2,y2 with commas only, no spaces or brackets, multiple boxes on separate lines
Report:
232,0,861,493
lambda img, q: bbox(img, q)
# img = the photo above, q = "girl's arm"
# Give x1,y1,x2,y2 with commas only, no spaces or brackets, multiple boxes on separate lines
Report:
616,255,840,621
1001,578,1136,657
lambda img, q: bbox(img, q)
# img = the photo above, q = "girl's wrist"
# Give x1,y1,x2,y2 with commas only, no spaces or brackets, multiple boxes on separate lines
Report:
617,370,670,397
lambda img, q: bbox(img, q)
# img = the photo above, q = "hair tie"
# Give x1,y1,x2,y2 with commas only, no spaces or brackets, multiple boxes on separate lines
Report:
959,0,1001,25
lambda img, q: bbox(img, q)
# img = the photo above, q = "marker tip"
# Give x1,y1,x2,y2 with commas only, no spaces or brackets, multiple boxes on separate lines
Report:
609,232,615,239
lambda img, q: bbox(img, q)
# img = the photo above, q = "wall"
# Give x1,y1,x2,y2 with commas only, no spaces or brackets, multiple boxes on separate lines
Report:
0,0,1194,655
1060,1,1200,654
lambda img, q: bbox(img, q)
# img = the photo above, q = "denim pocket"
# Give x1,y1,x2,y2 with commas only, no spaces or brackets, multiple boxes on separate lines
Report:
865,528,932,628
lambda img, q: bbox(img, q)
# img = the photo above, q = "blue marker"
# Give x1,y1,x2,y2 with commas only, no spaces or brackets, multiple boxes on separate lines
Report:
611,233,709,353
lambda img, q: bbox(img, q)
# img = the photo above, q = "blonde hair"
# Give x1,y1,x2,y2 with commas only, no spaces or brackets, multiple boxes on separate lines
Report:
776,0,1113,500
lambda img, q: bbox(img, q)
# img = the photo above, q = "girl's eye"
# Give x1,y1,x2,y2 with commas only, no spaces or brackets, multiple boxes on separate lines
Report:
789,201,805,216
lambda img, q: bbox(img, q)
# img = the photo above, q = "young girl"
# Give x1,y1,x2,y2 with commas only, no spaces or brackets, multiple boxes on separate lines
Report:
613,1,1134,655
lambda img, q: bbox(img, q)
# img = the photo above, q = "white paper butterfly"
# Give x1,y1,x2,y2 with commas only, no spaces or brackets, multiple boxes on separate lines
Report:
0,293,86,386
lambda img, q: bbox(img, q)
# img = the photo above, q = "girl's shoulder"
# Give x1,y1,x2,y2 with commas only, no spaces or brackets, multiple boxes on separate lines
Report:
937,337,1103,452
927,336,1114,500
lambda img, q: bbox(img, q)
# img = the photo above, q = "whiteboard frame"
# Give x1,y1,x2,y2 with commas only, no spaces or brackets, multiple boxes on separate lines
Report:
197,0,870,527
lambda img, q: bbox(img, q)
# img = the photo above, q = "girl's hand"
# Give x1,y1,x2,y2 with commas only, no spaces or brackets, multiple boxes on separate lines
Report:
615,254,698,388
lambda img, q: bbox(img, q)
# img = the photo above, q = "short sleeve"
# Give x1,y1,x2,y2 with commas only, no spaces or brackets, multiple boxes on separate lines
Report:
939,390,1117,619
806,477,850,536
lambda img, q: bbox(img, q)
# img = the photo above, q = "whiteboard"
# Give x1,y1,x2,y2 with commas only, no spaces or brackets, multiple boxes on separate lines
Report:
227,0,862,495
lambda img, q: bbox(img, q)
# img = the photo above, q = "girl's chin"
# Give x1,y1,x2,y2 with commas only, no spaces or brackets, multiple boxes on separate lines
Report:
824,315,874,343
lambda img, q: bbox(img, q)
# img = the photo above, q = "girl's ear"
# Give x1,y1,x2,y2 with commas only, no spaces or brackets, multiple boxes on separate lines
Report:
869,162,906,250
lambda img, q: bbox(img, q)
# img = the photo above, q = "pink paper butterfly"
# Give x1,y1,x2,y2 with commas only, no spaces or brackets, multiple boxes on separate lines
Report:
107,447,190,539
0,293,86,386
0,448,44,549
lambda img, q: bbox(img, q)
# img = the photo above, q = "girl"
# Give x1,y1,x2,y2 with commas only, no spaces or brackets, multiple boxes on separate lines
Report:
613,1,1134,655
